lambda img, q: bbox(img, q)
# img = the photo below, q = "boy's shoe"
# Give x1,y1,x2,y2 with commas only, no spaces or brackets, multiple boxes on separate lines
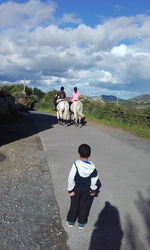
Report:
66,221,74,228
78,223,86,229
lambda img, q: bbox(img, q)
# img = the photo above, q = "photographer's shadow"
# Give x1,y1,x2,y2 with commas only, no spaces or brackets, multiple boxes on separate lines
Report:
89,201,123,250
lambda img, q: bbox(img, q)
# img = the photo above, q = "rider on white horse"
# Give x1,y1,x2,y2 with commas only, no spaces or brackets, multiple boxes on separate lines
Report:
54,86,66,110
70,87,85,126
55,86,70,125
70,87,80,104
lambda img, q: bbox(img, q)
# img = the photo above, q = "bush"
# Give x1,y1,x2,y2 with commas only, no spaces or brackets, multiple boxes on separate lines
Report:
83,100,150,128
36,90,57,111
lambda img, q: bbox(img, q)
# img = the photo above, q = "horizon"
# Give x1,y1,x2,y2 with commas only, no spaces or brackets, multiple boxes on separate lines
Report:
0,0,150,99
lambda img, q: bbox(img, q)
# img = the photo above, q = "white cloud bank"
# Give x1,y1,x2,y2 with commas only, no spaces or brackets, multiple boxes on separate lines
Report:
0,0,150,98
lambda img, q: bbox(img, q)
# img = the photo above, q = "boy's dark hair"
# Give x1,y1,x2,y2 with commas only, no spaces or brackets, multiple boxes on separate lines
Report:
74,87,77,92
61,86,64,91
78,144,91,158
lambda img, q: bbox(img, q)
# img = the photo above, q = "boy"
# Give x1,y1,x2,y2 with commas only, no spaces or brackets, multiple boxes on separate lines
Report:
66,144,101,229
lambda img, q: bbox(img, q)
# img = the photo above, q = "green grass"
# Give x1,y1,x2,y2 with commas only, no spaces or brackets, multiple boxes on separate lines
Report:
85,113,150,140
37,107,55,115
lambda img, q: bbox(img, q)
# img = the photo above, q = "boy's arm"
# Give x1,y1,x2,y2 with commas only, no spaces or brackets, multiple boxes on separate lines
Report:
90,169,102,196
68,163,77,193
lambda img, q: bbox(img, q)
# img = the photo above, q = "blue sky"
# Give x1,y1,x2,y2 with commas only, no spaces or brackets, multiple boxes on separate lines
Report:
0,0,150,99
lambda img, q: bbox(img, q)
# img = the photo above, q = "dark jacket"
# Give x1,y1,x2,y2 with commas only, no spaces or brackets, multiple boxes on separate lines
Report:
56,90,66,99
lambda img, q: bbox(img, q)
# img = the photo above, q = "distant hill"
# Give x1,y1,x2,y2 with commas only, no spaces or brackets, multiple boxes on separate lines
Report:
101,95,118,101
100,94,150,105
128,94,150,104
101,95,131,104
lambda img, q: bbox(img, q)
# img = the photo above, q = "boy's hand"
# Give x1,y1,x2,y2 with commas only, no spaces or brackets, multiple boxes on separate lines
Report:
90,192,96,196
68,192,76,196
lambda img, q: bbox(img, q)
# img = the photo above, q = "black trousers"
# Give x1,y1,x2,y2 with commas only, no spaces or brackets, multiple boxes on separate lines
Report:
67,190,94,224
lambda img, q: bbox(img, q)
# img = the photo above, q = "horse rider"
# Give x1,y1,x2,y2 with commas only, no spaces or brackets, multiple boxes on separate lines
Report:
54,86,66,110
70,87,80,104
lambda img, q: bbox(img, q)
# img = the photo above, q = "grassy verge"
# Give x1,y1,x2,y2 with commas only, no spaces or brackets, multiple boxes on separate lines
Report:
85,113,150,140
37,107,55,115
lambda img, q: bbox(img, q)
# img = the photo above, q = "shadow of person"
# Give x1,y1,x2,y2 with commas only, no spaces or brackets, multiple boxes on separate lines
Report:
89,201,123,250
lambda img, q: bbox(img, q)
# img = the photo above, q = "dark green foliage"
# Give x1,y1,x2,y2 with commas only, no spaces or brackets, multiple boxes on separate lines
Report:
0,84,45,108
83,99,150,128
144,106,150,115
36,90,57,110
33,88,45,99
25,86,32,96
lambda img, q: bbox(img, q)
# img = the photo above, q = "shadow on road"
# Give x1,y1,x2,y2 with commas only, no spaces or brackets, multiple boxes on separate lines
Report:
0,111,57,147
124,189,150,250
135,189,150,246
89,201,123,250
125,214,146,250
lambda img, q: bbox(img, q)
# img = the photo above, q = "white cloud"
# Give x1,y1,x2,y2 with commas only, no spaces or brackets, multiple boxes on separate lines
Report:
61,13,82,24
0,0,57,29
0,1,150,98
111,44,132,57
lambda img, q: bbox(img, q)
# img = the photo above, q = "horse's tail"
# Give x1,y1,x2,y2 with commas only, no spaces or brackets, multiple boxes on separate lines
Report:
63,101,70,121
78,112,84,118
78,101,84,118
64,101,69,112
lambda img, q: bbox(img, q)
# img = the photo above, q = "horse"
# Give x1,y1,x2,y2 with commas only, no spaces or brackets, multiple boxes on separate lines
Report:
56,100,70,125
70,100,85,127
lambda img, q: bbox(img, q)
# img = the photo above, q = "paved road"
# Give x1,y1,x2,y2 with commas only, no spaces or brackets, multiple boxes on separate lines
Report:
38,113,150,250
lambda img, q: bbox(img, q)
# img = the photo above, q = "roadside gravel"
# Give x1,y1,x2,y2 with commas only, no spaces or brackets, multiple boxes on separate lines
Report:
0,113,69,250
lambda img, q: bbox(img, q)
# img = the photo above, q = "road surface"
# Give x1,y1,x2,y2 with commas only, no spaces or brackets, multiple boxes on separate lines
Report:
38,113,150,250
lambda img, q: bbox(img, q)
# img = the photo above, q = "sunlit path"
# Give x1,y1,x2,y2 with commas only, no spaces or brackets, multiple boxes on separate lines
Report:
38,113,150,250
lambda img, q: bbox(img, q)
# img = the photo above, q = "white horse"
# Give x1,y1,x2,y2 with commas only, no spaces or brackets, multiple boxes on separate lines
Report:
70,100,85,127
56,100,70,125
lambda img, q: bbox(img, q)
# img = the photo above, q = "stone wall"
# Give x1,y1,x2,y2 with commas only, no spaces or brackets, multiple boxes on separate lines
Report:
0,95,16,115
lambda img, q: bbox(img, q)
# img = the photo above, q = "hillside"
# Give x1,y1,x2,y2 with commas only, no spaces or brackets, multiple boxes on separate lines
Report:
128,94,150,104
100,94,150,105
100,95,132,105
101,95,118,101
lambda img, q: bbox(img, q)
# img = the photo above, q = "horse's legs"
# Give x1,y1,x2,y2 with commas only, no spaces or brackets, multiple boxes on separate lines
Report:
78,116,81,126
61,112,66,125
74,112,78,126
57,110,63,124
57,111,60,123
70,113,74,124
63,112,69,125
60,111,64,124
79,115,84,128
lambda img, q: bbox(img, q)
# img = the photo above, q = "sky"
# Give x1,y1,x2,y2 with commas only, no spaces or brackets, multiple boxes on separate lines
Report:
0,0,150,99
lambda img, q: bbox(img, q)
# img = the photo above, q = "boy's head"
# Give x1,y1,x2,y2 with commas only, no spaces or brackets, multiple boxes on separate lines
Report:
78,144,91,158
